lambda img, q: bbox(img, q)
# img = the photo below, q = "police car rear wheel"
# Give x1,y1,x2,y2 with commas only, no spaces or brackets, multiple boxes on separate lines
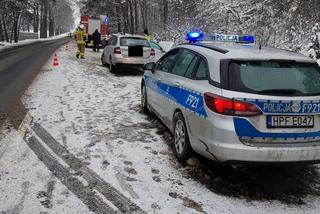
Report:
141,84,149,112
173,112,192,162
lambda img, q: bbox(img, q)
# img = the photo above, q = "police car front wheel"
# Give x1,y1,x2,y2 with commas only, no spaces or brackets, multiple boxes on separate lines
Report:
173,112,192,162
141,83,149,112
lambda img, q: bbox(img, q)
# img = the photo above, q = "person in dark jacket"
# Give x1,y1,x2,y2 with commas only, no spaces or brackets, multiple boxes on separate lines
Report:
92,29,101,52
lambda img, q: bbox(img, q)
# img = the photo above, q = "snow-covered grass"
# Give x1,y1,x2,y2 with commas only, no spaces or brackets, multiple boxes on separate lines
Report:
16,42,320,213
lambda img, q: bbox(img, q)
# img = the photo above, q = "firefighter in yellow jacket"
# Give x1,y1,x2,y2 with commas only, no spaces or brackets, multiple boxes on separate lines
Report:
75,24,86,59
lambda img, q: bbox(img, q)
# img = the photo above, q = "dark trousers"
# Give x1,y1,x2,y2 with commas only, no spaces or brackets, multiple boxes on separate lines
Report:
93,42,100,52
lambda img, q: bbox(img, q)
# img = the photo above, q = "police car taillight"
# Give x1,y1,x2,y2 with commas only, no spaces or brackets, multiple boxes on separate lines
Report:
151,49,155,56
114,47,121,54
204,93,261,117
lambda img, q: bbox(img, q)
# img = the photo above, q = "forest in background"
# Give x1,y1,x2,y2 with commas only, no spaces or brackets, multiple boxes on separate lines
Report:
81,0,319,52
0,0,75,43
0,0,319,59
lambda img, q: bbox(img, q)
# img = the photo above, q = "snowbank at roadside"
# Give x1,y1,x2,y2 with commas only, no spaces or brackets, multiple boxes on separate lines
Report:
0,33,71,52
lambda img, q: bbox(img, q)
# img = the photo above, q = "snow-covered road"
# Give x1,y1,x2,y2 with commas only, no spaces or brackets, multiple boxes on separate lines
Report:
1,42,320,213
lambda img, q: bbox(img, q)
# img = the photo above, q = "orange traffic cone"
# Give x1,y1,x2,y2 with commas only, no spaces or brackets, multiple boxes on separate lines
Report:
53,53,59,67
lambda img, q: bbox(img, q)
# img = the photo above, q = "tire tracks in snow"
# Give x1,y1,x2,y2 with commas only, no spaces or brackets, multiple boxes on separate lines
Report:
26,122,146,214
9,100,145,213
26,135,116,214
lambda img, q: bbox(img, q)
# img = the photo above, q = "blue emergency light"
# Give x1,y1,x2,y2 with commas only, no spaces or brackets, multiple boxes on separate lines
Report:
186,31,204,43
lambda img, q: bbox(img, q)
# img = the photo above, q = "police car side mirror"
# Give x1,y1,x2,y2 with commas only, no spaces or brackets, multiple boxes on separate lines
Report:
143,62,156,73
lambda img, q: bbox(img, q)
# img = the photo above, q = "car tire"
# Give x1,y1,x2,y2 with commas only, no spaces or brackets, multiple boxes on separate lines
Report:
141,83,149,113
110,58,116,73
173,112,193,162
101,53,107,66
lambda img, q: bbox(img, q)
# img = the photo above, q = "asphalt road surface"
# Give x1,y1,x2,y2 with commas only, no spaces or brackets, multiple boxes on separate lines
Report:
0,38,71,117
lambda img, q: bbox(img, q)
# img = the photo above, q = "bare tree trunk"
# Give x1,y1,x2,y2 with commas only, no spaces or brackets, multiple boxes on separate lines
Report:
129,0,134,34
139,0,146,30
33,5,39,33
40,0,49,38
134,0,138,33
0,16,4,41
10,19,15,43
122,1,129,33
144,0,148,29
14,13,23,43
116,5,121,33
49,7,54,37
1,14,9,42
163,0,168,30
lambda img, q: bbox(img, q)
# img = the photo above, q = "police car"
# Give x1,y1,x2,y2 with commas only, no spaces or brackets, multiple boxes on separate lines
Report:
141,32,320,164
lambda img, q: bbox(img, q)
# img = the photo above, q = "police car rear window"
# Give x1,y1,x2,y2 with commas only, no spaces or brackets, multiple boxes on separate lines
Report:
120,37,150,47
228,61,320,96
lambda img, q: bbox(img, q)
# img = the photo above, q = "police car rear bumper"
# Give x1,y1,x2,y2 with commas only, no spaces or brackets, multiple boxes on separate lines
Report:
207,140,320,164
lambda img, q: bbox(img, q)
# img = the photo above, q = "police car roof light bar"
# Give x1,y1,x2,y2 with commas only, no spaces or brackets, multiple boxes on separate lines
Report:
186,31,204,43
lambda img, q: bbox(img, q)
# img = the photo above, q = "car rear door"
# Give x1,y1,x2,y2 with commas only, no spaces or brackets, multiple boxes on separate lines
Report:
178,56,211,139
160,49,203,126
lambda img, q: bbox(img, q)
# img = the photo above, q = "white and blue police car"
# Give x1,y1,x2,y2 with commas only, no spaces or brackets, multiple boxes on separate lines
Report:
141,32,320,165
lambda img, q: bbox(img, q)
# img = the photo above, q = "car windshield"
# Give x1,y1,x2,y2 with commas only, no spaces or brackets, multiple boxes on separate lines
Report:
120,37,150,47
229,61,320,96
151,42,163,51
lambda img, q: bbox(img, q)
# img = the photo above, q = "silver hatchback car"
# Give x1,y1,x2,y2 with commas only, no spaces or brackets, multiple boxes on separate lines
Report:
141,36,320,165
101,34,155,72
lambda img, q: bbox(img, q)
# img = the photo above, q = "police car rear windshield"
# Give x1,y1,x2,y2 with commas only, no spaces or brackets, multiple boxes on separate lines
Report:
120,37,150,47
229,61,320,96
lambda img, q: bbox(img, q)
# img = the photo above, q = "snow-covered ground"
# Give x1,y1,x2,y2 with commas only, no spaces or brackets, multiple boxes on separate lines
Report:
1,42,320,213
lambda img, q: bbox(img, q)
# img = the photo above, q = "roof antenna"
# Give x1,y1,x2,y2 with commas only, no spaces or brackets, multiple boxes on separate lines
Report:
259,41,262,50
258,36,262,50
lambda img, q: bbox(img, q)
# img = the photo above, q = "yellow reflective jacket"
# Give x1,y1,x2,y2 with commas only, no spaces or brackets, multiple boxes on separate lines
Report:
76,29,86,45
144,34,152,41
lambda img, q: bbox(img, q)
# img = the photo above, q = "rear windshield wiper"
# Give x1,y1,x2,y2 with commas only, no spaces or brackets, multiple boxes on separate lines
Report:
305,92,320,96
257,89,302,95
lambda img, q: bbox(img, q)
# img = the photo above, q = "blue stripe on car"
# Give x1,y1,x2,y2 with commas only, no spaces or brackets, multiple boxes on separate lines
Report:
144,75,208,118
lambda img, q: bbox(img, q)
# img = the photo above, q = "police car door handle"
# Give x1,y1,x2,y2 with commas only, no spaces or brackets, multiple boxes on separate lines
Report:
174,82,180,87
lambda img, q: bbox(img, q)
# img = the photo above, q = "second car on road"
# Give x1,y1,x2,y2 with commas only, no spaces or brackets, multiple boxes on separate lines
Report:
101,34,155,72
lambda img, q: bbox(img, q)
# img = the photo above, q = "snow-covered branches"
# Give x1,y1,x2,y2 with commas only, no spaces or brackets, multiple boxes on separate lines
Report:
0,0,75,43
307,23,320,60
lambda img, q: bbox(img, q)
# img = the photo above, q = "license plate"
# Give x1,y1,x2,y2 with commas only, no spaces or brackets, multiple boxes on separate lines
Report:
267,115,314,128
